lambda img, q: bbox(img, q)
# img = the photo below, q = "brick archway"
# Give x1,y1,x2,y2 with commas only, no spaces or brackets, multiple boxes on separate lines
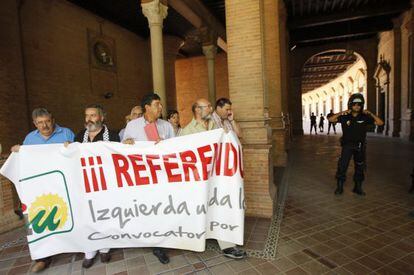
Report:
288,37,378,135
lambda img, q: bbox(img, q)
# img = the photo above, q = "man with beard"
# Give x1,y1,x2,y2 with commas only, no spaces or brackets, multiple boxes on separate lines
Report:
328,94,384,196
75,104,119,144
180,98,247,260
211,98,242,138
11,108,75,273
122,93,174,264
74,104,119,268
180,98,217,135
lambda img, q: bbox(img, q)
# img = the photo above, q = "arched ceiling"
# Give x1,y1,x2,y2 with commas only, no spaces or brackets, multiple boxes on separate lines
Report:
301,51,358,93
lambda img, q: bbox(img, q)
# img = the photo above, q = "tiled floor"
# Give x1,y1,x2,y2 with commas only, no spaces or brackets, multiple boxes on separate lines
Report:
277,134,414,274
1,134,414,274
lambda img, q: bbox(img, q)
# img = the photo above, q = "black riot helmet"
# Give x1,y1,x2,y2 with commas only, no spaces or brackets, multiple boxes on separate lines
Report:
347,93,365,111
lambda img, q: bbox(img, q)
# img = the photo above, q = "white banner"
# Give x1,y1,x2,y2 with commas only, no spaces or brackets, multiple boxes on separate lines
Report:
0,129,245,260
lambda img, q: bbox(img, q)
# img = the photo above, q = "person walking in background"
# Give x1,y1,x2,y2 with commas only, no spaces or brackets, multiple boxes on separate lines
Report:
327,110,337,135
319,114,325,133
310,112,317,135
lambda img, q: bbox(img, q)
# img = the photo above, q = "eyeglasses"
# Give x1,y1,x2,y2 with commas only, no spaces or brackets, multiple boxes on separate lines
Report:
198,105,212,109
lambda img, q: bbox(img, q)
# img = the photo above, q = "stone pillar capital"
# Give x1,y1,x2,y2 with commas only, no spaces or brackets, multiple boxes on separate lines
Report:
199,26,218,46
141,0,168,27
202,44,217,60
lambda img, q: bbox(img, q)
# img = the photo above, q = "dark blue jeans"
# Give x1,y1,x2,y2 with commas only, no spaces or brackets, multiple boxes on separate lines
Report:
336,143,366,183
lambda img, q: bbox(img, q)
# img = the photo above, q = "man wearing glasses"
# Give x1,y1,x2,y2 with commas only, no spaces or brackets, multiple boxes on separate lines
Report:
180,98,217,135
11,108,75,273
328,94,384,196
180,98,247,259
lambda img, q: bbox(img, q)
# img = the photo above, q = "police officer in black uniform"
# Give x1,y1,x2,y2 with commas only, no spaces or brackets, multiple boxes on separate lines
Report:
328,94,384,196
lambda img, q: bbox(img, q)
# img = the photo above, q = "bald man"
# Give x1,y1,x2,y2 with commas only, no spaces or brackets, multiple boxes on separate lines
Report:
180,98,217,135
180,98,247,259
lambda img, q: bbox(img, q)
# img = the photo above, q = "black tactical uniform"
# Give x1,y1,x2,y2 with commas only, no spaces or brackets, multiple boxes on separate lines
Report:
335,94,374,196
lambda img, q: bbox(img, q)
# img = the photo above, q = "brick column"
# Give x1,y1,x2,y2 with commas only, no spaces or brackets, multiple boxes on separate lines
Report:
226,0,288,217
265,0,289,167
408,4,414,140
141,0,168,116
400,4,414,140
391,17,403,137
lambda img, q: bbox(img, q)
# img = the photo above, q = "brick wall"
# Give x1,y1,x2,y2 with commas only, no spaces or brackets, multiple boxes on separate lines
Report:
0,159,24,233
18,0,153,138
175,52,229,126
0,0,30,151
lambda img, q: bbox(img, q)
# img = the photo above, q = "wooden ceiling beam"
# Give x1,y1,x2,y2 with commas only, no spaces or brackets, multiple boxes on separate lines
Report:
288,1,410,29
292,0,296,16
323,0,329,11
331,0,339,11
291,18,393,44
304,60,356,68
300,0,304,16
294,31,379,44
308,0,312,14
302,79,336,83
303,69,347,75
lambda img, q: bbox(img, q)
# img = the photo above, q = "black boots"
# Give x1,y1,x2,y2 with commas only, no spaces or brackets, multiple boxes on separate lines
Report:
334,180,344,195
335,180,366,196
353,181,366,196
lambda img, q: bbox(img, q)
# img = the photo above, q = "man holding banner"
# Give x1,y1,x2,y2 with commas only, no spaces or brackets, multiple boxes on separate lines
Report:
74,104,120,268
122,93,175,264
2,95,246,267
11,108,75,273
181,98,247,259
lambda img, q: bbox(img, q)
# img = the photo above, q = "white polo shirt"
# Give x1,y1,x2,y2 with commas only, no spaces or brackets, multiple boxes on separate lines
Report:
122,116,175,141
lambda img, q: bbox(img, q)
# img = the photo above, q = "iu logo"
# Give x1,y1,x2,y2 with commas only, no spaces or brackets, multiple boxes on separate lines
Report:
81,156,107,193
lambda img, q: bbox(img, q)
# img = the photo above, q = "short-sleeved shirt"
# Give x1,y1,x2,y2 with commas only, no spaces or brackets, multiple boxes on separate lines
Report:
122,116,175,141
180,118,217,136
310,115,317,124
75,127,120,143
23,124,75,145
338,113,374,144
211,112,233,132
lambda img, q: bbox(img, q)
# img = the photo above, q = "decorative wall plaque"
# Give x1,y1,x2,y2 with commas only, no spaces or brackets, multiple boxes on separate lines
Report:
88,29,117,72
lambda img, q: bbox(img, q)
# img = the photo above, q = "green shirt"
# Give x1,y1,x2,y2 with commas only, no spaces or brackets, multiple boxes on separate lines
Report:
180,118,217,136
